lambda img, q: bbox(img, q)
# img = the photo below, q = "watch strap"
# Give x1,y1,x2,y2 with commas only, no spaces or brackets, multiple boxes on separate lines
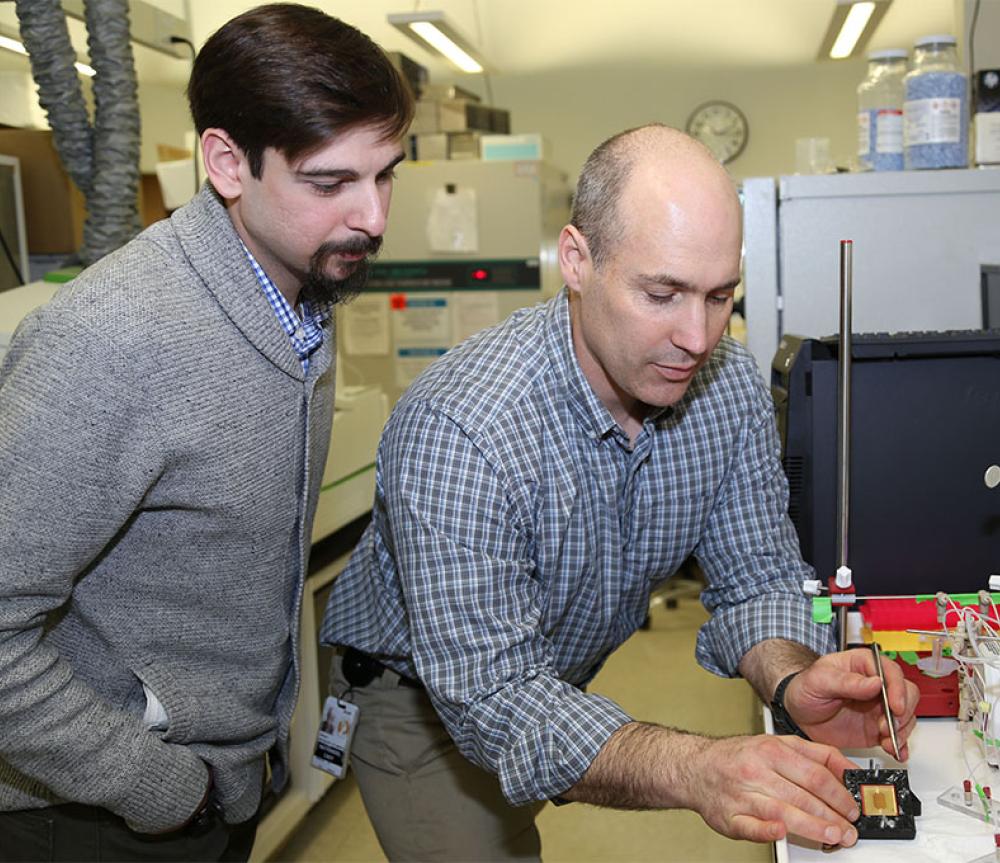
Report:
770,671,811,740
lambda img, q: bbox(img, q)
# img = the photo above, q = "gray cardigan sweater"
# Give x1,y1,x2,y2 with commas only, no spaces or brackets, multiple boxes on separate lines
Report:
0,185,334,831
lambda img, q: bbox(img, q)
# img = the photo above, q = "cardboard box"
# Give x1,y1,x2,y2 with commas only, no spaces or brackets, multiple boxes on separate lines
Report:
0,128,84,254
413,133,449,161
412,99,496,135
448,132,481,160
490,107,511,134
438,100,493,133
386,51,428,102
480,133,547,162
412,132,482,161
420,83,480,103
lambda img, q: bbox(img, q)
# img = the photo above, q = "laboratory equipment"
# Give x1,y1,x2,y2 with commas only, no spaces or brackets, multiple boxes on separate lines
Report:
904,35,968,170
339,158,569,405
844,767,921,840
742,169,1000,377
975,69,1000,167
856,49,907,171
772,328,1000,601
871,642,902,761
830,241,854,651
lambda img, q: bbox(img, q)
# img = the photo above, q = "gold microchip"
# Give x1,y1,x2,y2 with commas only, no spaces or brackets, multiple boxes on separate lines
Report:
860,784,899,817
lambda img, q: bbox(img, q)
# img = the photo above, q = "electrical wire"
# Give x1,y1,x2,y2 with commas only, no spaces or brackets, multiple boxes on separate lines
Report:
471,0,495,106
970,0,981,113
909,598,1000,823
0,225,25,286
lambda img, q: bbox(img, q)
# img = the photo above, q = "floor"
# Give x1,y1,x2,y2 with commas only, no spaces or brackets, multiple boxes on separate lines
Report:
271,595,771,863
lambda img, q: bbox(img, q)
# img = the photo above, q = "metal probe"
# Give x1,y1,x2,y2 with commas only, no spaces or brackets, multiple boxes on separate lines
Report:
871,642,901,761
835,240,854,651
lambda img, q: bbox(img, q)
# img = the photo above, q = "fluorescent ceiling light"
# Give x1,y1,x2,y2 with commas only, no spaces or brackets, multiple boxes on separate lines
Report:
818,0,892,61
0,34,28,57
0,32,96,77
388,11,488,74
830,2,874,58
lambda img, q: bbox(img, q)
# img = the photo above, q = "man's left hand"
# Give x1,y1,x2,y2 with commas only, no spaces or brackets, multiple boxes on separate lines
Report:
783,649,920,760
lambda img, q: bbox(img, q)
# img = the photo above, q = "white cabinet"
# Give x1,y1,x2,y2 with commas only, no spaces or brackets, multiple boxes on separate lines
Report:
742,169,1000,374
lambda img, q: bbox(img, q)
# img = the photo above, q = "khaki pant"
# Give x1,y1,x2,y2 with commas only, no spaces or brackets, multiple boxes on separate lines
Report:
331,654,544,862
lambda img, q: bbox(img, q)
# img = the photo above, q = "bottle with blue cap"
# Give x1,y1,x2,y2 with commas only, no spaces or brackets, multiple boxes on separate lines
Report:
857,49,907,171
904,34,969,169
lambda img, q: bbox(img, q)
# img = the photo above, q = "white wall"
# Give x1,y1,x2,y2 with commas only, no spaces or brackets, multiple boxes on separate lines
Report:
137,80,191,171
958,0,1000,72
4,2,1000,186
461,58,869,183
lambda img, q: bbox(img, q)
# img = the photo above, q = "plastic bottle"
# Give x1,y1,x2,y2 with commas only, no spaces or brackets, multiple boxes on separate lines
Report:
857,50,907,171
904,35,969,169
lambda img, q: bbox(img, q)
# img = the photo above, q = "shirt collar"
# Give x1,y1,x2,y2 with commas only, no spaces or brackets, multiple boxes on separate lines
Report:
239,241,329,364
545,289,619,441
545,289,673,443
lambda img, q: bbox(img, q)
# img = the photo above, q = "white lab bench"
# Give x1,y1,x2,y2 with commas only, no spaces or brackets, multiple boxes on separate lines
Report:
769,714,998,863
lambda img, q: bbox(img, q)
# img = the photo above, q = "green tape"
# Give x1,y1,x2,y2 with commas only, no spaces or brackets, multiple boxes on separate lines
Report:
42,266,81,283
914,593,1000,605
812,597,833,624
971,730,1000,747
897,651,920,665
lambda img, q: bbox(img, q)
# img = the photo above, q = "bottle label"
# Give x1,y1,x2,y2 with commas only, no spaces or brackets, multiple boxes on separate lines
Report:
857,111,871,156
975,112,1000,164
904,98,962,144
875,110,903,153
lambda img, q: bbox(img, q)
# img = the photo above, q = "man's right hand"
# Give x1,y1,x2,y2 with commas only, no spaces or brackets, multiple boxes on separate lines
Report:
128,762,214,836
684,733,859,846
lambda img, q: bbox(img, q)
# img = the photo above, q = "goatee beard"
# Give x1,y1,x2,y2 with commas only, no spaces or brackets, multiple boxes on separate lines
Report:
300,235,382,306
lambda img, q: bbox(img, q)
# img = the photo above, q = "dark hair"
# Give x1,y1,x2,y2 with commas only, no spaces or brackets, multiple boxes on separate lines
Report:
570,123,670,270
188,3,413,178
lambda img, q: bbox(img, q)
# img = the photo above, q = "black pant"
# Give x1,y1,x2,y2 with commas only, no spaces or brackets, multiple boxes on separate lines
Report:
0,803,257,863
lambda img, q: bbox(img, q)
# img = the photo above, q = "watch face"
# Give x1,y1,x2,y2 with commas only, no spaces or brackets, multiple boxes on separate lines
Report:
685,101,748,164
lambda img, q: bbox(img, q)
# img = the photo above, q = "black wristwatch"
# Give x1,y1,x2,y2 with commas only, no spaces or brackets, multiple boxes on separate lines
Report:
189,765,223,834
770,672,811,740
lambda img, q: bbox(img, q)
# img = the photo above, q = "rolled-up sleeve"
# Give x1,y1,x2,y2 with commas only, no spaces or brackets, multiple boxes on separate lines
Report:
382,402,632,804
693,362,836,677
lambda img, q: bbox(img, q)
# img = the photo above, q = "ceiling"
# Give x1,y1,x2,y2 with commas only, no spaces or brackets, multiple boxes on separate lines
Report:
0,0,960,86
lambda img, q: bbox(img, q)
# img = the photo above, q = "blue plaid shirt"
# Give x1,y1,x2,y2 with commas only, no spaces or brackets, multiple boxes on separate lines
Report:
241,242,326,372
321,290,834,805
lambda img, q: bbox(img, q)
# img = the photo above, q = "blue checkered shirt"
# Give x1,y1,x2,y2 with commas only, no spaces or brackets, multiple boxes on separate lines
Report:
321,290,835,805
241,243,327,372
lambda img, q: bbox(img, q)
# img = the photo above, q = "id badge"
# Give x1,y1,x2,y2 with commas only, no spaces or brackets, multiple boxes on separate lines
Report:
311,696,359,779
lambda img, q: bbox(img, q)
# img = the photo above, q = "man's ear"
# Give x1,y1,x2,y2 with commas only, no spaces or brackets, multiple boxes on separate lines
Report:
201,128,245,199
558,224,594,295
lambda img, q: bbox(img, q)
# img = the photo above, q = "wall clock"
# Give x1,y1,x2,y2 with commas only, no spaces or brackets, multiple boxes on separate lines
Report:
684,101,749,164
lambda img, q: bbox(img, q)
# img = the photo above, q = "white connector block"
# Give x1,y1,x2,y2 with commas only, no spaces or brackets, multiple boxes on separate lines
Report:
835,565,853,589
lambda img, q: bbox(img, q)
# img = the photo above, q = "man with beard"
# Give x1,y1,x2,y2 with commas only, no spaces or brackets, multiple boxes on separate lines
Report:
0,5,410,861
321,124,919,861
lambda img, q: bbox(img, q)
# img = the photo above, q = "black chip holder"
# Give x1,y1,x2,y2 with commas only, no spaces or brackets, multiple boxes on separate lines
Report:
843,768,922,840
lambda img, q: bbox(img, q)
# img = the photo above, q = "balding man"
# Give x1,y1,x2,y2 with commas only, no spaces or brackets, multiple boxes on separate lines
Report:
320,124,919,861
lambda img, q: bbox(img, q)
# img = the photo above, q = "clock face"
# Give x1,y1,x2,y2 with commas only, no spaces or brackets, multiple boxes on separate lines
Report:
685,101,748,164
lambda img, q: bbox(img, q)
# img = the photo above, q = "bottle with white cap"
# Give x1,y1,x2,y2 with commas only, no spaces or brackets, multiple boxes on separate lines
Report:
857,49,907,171
904,34,969,169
